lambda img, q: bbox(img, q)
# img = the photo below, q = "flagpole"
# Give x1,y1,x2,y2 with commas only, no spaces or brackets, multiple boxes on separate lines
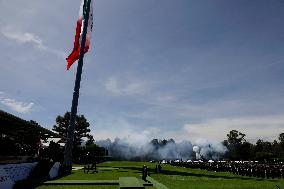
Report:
64,0,91,169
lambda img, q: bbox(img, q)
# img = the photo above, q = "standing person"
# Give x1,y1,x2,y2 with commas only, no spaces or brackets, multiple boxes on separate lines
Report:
158,162,162,173
91,161,97,173
155,164,158,173
142,165,148,181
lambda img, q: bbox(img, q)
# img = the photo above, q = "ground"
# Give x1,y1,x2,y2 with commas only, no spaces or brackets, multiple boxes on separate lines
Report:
33,161,284,189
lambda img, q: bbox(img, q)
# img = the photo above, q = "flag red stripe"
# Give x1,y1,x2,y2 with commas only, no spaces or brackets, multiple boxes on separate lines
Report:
66,0,93,70
66,18,83,70
66,19,91,70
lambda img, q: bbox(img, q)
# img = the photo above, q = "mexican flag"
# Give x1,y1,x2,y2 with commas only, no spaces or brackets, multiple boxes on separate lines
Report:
66,0,93,70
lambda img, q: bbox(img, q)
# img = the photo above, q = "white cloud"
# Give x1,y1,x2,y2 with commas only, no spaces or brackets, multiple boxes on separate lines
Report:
156,95,176,103
92,115,191,143
1,28,66,58
2,30,44,49
1,98,34,113
94,129,154,147
184,115,284,142
93,116,161,143
105,77,148,96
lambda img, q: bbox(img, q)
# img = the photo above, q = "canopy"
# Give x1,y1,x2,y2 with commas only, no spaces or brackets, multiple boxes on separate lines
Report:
0,110,61,139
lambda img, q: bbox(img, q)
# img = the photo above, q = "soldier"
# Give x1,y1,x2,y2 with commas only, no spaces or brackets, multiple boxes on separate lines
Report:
158,163,162,173
142,165,148,181
91,161,98,173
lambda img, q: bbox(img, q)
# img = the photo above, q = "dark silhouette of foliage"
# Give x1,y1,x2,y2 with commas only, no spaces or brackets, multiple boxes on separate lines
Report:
224,130,284,161
52,111,93,146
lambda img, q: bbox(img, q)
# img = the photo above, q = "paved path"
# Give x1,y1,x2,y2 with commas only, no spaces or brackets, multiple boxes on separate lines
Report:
44,177,153,188
72,167,84,171
72,166,120,171
147,176,169,189
119,177,144,188
44,180,118,185
98,167,120,170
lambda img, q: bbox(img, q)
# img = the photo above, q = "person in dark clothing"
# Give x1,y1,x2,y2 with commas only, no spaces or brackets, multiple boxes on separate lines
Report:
90,161,98,173
142,165,148,181
84,161,98,173
158,163,162,173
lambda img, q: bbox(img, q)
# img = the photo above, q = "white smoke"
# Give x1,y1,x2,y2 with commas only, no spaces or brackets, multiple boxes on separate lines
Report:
96,137,154,160
193,145,201,159
96,137,226,160
193,139,227,160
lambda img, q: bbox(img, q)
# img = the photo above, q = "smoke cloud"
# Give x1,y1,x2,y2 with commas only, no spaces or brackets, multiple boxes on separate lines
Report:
193,139,227,160
96,137,227,161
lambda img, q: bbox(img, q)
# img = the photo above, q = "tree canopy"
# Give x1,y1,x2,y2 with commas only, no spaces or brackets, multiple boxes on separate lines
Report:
52,112,93,146
224,130,284,161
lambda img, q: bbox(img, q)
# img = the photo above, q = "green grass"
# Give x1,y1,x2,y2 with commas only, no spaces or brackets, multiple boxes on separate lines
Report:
56,161,148,180
151,164,284,189
36,186,154,189
36,186,118,189
34,161,284,189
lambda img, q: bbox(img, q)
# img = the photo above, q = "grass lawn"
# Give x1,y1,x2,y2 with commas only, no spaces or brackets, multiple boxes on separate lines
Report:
36,186,118,189
59,161,150,180
36,184,153,189
151,164,284,189
34,161,284,189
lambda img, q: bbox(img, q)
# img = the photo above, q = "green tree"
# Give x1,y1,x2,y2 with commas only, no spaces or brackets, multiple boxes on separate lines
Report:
86,135,95,146
279,133,284,144
254,139,284,161
224,130,247,160
52,112,93,146
279,133,284,158
226,130,246,145
238,142,254,160
29,120,39,125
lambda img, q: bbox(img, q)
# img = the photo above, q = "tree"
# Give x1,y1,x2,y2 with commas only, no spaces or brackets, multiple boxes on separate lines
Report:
52,112,93,146
30,120,40,125
86,135,95,146
238,142,254,160
279,133,284,158
279,133,284,144
224,130,247,160
226,130,246,145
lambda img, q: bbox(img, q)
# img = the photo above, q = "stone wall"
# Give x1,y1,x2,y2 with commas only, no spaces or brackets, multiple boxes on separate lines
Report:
0,162,38,189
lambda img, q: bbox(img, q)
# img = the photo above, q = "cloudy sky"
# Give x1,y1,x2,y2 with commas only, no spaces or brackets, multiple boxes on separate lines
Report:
0,0,283,143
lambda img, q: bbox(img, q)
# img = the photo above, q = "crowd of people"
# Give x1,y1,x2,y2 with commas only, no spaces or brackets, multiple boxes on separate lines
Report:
170,160,284,179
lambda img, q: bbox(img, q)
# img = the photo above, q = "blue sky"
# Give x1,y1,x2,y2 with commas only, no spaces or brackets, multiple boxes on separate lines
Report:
0,0,283,143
